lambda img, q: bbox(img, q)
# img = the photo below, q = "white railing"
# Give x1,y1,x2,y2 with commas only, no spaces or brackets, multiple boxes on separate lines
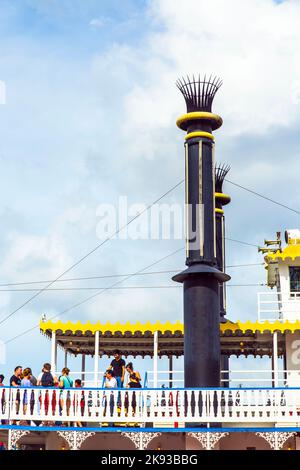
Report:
258,291,300,322
221,370,300,387
2,387,300,425
56,371,106,388
145,371,184,387
145,370,300,388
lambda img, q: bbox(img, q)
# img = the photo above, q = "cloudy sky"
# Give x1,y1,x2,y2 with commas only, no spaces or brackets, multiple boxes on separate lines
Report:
0,0,299,383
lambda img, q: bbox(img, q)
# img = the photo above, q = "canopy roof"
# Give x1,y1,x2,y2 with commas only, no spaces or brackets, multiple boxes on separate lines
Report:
40,319,300,358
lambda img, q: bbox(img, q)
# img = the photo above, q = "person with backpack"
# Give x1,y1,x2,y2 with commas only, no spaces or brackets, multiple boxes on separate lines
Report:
37,363,58,423
37,363,58,387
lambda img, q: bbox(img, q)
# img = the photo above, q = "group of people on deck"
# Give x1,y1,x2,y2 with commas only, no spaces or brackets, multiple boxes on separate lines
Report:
105,350,141,389
0,350,141,390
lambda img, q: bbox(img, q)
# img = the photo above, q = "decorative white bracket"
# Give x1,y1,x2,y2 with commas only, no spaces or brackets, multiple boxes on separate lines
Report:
188,432,229,450
8,430,31,450
121,432,162,450
57,431,95,450
255,432,296,450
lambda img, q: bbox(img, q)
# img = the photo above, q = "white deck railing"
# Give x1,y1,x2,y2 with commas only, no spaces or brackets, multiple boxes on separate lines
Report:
145,370,300,387
258,291,300,322
1,387,300,425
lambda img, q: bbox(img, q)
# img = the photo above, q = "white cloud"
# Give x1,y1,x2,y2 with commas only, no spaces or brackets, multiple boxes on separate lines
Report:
89,18,104,28
122,0,300,139
1,0,300,380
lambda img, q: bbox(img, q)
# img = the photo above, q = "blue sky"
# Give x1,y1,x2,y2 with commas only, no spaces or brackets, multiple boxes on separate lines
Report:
0,0,299,383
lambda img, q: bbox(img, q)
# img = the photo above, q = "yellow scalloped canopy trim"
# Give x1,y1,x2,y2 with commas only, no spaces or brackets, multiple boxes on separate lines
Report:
40,319,300,335
220,319,300,333
40,319,184,335
266,244,300,262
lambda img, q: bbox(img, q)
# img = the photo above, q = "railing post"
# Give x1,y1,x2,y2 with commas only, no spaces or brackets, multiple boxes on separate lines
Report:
273,331,279,387
153,331,158,389
51,331,57,374
169,356,173,388
81,354,86,384
94,331,100,387
7,387,12,450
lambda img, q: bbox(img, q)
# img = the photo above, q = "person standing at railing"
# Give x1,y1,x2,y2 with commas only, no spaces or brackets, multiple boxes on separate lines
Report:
59,367,73,425
125,363,142,417
74,379,85,428
10,366,22,420
37,363,58,387
10,366,22,387
104,370,117,417
23,368,39,426
107,350,125,389
107,350,125,409
104,370,117,389
21,368,32,419
37,363,58,424
125,363,142,389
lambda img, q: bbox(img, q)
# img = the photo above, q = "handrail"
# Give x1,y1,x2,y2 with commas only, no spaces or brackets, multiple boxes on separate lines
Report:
1,385,300,391
257,290,300,321
143,371,148,388
2,386,300,426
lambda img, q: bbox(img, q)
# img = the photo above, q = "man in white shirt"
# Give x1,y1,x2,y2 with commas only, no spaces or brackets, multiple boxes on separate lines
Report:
105,370,117,388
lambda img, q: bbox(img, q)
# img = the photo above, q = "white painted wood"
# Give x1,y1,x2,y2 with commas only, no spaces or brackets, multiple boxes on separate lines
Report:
94,331,100,387
273,331,279,387
3,386,300,425
153,331,158,389
51,331,57,374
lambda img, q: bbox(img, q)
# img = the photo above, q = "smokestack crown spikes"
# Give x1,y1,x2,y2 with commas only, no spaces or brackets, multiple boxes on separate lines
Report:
176,74,222,113
215,163,230,193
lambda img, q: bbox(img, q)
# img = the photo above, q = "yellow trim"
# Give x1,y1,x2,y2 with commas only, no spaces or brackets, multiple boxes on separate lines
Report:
185,131,214,141
215,208,224,215
40,320,184,335
215,192,231,203
176,112,223,131
40,319,300,336
265,244,300,262
220,319,300,334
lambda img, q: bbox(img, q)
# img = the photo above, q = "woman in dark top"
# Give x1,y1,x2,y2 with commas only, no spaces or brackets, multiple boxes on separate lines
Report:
125,363,141,416
126,363,142,388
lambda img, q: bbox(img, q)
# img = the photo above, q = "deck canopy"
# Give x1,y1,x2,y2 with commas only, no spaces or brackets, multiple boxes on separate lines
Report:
40,319,300,358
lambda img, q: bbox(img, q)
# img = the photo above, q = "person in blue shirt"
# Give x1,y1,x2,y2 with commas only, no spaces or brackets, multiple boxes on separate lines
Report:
59,367,73,424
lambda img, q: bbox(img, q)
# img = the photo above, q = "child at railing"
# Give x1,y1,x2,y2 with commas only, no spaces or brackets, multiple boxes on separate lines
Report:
73,379,85,428
21,368,32,421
